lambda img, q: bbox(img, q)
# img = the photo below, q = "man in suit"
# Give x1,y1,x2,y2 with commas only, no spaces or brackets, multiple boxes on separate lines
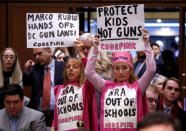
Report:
151,43,161,60
22,48,68,126
134,51,161,78
156,77,186,131
0,84,47,131
134,51,146,78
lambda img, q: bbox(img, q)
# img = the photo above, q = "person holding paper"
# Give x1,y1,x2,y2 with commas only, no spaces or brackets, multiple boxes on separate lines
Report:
85,29,156,130
52,47,70,62
78,33,93,57
22,48,69,127
51,41,98,131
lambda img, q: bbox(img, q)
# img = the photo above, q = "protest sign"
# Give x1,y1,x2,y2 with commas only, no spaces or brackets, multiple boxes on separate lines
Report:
26,13,79,48
103,85,137,129
57,85,83,130
97,4,144,51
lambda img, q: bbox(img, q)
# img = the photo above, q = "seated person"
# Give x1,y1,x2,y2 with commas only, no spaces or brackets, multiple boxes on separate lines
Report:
146,84,158,113
0,47,30,109
0,84,47,131
137,112,181,131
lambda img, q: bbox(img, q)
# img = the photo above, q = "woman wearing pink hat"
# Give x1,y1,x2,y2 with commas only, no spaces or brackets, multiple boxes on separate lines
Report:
85,29,156,131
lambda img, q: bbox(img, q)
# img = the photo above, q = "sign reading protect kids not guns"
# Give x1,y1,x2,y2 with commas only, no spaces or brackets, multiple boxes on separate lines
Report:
26,13,79,48
97,4,145,51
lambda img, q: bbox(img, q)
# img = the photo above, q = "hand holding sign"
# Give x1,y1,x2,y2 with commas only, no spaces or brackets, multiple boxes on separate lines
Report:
93,34,100,51
142,29,150,45
27,13,79,48
74,38,85,58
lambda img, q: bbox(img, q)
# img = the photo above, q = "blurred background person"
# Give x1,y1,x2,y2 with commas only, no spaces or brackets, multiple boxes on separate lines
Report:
95,51,113,130
78,33,93,57
95,52,113,81
55,50,65,62
151,74,167,97
52,47,70,62
146,84,159,113
134,50,162,79
156,78,186,131
137,112,181,131
134,51,146,78
151,43,161,60
158,50,178,78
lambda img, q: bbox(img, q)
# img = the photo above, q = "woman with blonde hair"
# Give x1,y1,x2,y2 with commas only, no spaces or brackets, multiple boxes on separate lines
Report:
51,40,98,131
95,52,113,81
0,47,23,109
0,47,22,88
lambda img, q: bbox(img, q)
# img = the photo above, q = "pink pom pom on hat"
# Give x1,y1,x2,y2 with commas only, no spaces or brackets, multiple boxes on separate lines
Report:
112,51,133,69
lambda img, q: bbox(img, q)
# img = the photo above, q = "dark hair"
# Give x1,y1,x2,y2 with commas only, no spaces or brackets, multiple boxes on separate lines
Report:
137,112,181,131
2,84,24,101
151,43,160,48
162,77,182,92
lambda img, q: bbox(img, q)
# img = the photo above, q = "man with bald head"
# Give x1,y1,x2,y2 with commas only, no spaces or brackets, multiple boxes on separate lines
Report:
22,48,68,127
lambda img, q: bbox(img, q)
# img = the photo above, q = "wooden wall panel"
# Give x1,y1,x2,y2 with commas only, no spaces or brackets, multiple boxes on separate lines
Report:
6,0,186,2
0,4,7,52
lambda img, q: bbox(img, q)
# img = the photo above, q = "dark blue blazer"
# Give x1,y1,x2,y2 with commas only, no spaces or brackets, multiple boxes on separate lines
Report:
134,59,161,79
22,60,65,109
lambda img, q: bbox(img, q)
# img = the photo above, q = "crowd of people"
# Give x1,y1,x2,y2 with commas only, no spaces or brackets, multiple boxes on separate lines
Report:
0,29,185,131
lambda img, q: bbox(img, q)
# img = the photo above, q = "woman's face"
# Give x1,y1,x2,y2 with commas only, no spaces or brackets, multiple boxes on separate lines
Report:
113,61,131,83
66,59,81,82
2,49,16,71
156,77,166,96
56,53,65,62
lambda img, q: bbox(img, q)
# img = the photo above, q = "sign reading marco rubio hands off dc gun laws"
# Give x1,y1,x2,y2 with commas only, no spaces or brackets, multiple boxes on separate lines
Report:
97,4,145,51
26,13,79,48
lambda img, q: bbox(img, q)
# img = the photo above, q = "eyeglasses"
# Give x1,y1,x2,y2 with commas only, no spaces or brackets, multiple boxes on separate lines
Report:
146,97,159,103
3,55,16,60
5,100,20,106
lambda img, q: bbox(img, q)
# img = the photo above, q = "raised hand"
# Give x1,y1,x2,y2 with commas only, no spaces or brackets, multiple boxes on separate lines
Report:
24,60,35,72
74,38,85,58
142,28,150,45
93,34,100,50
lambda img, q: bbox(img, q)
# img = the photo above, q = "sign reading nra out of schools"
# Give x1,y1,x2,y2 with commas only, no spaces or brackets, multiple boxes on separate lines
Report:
26,13,79,48
97,4,145,51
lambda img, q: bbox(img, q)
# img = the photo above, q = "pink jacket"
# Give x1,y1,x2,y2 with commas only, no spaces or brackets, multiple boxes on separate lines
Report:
85,42,155,130
52,58,98,131
100,80,146,131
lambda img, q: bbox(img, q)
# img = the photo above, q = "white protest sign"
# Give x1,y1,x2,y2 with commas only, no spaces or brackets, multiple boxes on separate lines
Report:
26,13,79,48
57,85,83,130
103,85,137,128
97,4,144,51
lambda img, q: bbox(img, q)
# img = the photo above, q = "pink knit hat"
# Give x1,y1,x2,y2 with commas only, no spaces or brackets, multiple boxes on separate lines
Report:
112,51,133,68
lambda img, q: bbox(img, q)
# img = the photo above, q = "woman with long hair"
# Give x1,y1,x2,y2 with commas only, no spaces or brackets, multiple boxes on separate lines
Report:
85,29,156,131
